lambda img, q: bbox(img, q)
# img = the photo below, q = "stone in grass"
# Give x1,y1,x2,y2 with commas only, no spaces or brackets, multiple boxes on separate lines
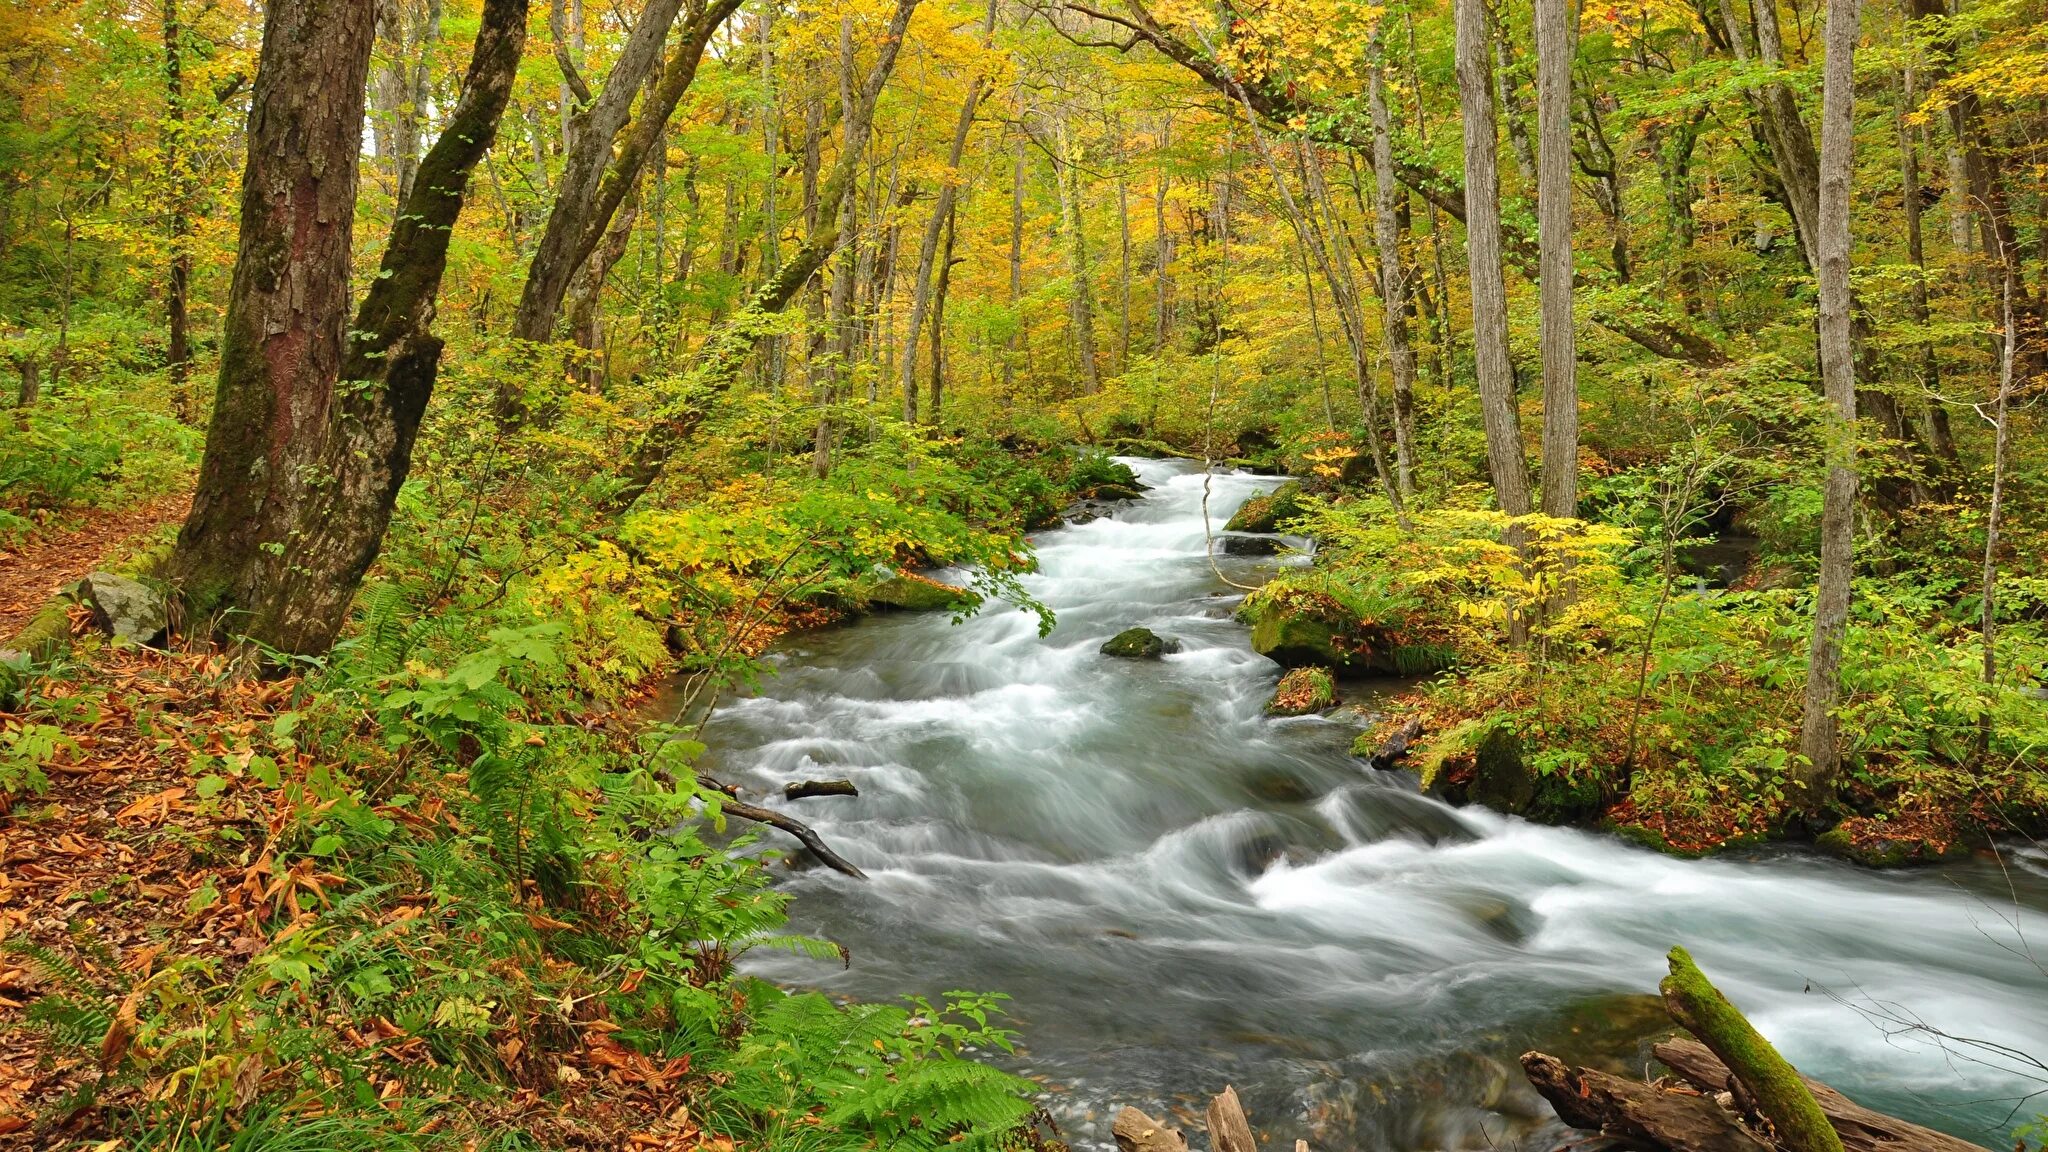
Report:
80,572,168,647
1265,666,1336,716
1100,627,1181,659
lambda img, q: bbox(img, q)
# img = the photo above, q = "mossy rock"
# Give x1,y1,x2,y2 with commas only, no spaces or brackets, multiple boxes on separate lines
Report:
1816,816,1975,868
1242,594,1397,675
861,568,974,612
1266,666,1336,716
1431,721,1605,825
1100,627,1180,659
1225,481,1304,533
1085,482,1147,502
1101,436,1180,459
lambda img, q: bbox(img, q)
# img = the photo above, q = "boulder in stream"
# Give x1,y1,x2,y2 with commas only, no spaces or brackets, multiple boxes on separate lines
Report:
1224,480,1304,533
860,567,973,613
1265,666,1336,715
1100,627,1180,658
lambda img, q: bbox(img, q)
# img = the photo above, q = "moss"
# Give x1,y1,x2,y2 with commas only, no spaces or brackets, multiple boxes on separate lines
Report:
1266,666,1336,716
861,570,974,612
1100,627,1179,659
1661,946,1844,1152
1225,481,1304,533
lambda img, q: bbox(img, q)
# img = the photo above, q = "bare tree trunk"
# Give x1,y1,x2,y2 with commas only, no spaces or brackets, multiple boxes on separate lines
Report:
1054,106,1102,394
1978,266,2015,753
758,2,782,398
1895,64,1957,470
1456,0,1534,518
1536,0,1578,519
1492,10,1537,187
1797,0,1863,803
1116,117,1134,373
1369,35,1417,496
172,0,528,654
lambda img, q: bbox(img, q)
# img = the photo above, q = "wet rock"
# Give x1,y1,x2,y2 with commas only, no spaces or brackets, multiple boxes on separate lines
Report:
1817,813,1974,868
1087,482,1147,502
80,572,167,647
1245,770,1315,804
1224,481,1304,533
1244,598,1359,670
1101,436,1179,459
1100,627,1180,658
1218,533,1283,556
1468,725,1533,812
861,567,973,612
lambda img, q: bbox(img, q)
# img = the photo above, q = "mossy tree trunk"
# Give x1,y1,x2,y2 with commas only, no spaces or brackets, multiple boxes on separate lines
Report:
171,0,530,656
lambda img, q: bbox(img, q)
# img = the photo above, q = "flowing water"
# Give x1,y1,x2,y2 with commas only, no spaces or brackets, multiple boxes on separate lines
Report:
697,458,2048,1151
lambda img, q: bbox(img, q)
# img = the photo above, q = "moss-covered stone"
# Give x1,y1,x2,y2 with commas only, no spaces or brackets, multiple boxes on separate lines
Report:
1100,627,1180,658
1087,482,1147,502
1815,816,1974,868
1224,481,1304,533
1266,666,1336,715
861,569,973,612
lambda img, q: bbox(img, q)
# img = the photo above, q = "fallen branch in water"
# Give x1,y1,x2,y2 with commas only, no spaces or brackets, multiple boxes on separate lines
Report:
691,774,870,880
1114,1086,1311,1152
784,778,859,800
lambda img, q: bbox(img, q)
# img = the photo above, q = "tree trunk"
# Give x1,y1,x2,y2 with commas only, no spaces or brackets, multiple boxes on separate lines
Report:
171,0,528,655
1009,128,1028,400
1456,0,1534,519
1536,0,1578,519
1153,116,1174,355
1369,36,1417,496
1796,0,1862,802
1895,65,1957,471
898,0,993,422
507,0,740,360
610,0,922,510
929,202,958,423
1055,106,1102,394
162,0,194,424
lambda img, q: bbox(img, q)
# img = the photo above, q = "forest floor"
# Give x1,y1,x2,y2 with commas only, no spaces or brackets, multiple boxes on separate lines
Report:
0,497,187,637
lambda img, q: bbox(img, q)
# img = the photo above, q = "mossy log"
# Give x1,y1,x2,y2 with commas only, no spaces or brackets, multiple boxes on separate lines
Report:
1660,947,1845,1152
1522,1051,1773,1152
1653,1039,1989,1152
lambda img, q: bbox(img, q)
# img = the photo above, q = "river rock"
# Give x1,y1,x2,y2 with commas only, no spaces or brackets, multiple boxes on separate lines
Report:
1225,481,1304,533
1218,533,1283,556
80,571,167,646
1265,666,1336,715
861,567,973,612
1816,813,1974,868
1101,627,1179,658
1086,482,1147,502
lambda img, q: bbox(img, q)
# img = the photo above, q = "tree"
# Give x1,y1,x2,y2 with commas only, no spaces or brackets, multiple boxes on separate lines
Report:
1535,0,1577,519
1454,0,1533,521
1795,0,1863,802
171,0,530,654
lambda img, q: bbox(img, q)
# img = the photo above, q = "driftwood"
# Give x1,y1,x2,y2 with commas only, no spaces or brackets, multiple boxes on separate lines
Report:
696,775,868,880
784,778,859,800
1522,1051,1773,1152
1207,1087,1259,1152
1661,947,1844,1152
1363,717,1424,769
1652,1039,1990,1152
1114,1107,1190,1152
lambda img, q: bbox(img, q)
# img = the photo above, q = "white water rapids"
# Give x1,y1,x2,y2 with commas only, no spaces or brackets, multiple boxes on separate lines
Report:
699,458,2048,1150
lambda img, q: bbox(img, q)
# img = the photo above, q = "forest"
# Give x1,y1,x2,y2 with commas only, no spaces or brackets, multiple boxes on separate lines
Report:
0,0,2045,1144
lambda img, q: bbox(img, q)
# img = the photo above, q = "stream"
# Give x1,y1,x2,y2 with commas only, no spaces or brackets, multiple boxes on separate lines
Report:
697,458,2048,1151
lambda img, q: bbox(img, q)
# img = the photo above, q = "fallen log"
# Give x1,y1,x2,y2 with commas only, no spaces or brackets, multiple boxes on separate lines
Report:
1652,1039,1990,1152
1521,1051,1773,1152
784,778,859,800
1363,717,1424,769
1661,947,1844,1152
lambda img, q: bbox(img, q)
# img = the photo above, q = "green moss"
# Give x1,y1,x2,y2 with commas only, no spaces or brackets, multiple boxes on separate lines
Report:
862,571,974,612
1661,947,1844,1152
1100,627,1179,658
1225,481,1304,533
1266,666,1336,715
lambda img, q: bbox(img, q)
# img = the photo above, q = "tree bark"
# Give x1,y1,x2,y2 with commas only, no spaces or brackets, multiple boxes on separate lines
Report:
1796,0,1862,801
171,0,529,655
1456,0,1534,519
162,0,194,424
1660,947,1845,1152
929,202,958,423
1536,0,1578,519
1369,34,1417,496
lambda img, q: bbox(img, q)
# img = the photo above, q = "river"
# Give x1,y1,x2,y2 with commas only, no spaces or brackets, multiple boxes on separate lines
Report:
699,458,2048,1151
